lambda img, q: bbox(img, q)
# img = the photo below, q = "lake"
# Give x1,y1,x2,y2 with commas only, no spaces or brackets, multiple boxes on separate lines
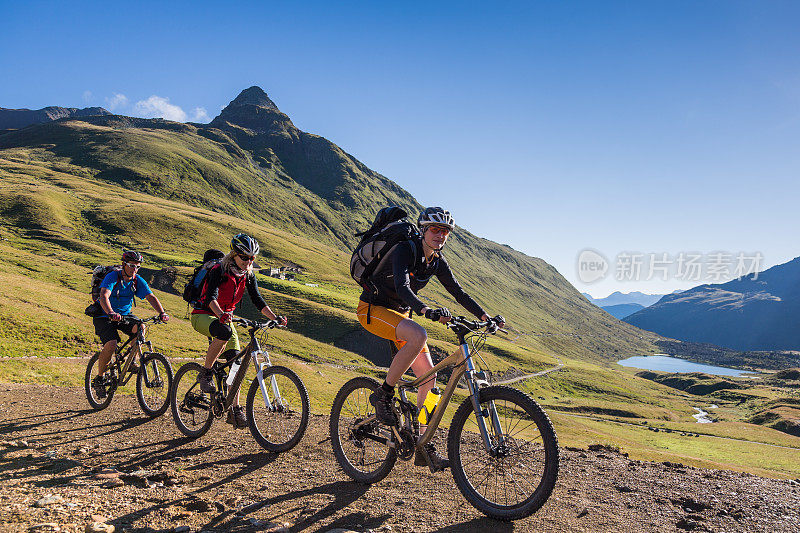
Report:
616,355,747,377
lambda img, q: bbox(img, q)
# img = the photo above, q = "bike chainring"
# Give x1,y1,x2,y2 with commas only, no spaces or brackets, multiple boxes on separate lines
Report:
396,427,416,460
211,393,225,418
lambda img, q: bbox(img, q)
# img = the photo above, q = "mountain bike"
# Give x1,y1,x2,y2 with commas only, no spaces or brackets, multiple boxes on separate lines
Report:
84,316,173,417
329,316,559,521
170,317,310,452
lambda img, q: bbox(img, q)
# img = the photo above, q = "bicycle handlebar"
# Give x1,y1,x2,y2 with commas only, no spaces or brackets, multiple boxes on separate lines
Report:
446,315,506,334
123,315,166,325
231,316,282,330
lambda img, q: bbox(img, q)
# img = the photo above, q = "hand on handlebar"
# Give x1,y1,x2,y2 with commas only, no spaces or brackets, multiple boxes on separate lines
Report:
109,312,122,322
159,312,170,323
275,315,288,327
425,307,452,323
219,312,233,324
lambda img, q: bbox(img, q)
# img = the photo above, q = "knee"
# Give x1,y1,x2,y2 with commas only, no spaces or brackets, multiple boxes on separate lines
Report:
208,320,232,341
404,323,427,347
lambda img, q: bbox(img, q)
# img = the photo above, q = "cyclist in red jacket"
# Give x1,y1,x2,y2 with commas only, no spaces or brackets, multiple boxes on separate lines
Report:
190,234,287,428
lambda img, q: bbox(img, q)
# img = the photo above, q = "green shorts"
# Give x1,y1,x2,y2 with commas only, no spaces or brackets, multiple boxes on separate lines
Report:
190,312,240,352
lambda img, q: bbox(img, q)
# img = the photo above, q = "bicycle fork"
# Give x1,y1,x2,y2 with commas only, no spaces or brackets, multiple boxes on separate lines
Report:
253,348,285,411
463,343,506,454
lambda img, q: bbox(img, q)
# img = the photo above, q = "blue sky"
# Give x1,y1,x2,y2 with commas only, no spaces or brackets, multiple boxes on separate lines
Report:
2,1,799,297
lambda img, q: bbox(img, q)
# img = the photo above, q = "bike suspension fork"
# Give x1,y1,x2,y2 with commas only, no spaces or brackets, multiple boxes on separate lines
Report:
464,343,506,453
253,349,284,410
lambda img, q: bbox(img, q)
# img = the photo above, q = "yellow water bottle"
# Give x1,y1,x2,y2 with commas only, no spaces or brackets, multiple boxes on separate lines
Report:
418,387,442,425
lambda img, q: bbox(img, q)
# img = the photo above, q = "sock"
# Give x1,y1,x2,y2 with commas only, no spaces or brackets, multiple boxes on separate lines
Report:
381,381,394,395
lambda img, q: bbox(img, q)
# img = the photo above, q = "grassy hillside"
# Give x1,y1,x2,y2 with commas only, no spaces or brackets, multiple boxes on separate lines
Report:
0,101,659,363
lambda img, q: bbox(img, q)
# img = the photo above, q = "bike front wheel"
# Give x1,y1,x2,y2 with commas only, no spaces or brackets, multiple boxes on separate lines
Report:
329,376,397,484
136,352,173,417
84,352,116,410
170,362,214,438
448,385,559,521
246,365,310,453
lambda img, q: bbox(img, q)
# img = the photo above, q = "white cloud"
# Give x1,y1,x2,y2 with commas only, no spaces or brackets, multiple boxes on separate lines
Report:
133,95,187,122
82,90,93,103
105,93,129,112
191,107,210,122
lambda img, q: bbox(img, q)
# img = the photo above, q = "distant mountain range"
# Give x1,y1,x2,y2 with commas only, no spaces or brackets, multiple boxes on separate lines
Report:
582,291,668,308
601,303,646,319
0,106,111,130
624,257,800,351
581,291,671,318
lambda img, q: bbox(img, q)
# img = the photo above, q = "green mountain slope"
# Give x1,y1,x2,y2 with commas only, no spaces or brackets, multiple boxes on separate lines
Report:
0,87,659,362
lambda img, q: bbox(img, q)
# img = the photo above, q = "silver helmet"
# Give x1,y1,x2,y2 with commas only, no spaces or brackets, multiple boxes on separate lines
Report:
417,207,455,230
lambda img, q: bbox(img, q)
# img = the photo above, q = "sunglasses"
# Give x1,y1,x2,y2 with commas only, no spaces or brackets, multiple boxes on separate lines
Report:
123,262,141,268
237,254,256,262
427,225,451,236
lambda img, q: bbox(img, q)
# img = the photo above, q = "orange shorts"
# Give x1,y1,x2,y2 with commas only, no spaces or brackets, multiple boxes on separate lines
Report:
357,300,430,353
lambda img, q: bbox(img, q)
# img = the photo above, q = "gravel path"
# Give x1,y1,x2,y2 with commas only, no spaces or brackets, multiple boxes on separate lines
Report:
1,382,798,532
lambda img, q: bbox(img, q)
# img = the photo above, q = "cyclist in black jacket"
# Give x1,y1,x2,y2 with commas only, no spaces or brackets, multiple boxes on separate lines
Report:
357,207,503,471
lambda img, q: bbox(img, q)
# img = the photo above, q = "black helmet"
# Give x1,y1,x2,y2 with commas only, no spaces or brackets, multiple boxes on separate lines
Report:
418,207,455,230
231,233,260,257
202,249,225,263
121,250,143,263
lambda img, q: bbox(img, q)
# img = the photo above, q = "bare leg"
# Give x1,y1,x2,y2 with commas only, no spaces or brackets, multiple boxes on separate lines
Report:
385,318,427,386
204,338,227,369
410,350,435,433
97,340,117,375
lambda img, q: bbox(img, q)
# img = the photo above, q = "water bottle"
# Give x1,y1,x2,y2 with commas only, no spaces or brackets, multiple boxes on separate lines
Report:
226,360,241,387
418,387,442,425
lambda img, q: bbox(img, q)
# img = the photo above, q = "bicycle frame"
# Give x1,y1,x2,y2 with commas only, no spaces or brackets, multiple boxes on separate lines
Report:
217,319,284,414
395,321,505,453
111,322,151,386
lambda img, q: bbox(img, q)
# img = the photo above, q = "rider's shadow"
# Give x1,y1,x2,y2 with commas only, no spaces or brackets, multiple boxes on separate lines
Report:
199,480,380,533
431,517,515,533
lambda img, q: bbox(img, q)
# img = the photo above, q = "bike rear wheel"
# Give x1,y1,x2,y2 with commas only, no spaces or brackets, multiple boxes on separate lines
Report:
170,362,214,438
136,352,173,417
329,376,397,484
84,352,116,410
448,385,559,521
246,365,310,452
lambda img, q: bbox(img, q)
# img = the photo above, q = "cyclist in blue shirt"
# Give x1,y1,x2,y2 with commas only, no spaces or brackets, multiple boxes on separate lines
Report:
90,250,169,398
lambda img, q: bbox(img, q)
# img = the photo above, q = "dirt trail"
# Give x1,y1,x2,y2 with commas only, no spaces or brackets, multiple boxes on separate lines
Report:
1,383,798,533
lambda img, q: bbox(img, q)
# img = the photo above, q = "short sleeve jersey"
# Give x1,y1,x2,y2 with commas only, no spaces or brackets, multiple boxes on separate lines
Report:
99,272,152,315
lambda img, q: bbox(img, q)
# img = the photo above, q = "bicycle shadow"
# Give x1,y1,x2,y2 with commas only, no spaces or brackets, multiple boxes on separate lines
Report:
0,408,95,435
188,451,281,495
102,436,213,471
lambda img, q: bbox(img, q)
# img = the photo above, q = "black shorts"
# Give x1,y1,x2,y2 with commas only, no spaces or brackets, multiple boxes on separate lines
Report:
93,315,138,345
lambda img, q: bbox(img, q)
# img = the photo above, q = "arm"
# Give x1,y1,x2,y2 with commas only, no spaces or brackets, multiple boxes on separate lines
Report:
246,274,286,325
435,257,487,319
145,293,169,322
98,288,121,321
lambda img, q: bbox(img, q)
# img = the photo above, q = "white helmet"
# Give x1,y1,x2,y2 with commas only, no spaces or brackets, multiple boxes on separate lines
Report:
417,207,455,230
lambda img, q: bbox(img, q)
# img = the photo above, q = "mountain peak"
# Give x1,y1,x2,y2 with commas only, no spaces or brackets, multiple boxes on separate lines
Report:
226,86,279,111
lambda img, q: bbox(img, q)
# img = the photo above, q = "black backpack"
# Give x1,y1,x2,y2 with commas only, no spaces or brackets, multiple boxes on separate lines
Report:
183,249,225,308
350,206,420,293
